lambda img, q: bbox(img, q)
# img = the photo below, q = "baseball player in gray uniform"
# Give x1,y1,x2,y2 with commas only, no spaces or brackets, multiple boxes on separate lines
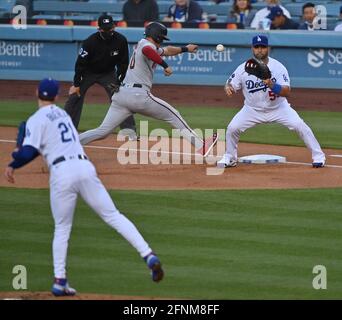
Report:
4,78,164,297
79,22,218,157
217,35,325,168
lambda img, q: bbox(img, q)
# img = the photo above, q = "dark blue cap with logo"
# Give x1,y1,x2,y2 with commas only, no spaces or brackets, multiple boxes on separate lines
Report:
98,14,114,30
252,35,268,47
267,6,284,20
38,78,59,100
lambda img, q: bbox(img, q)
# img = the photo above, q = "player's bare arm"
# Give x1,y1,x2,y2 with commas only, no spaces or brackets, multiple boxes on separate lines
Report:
4,166,15,183
162,44,198,56
224,83,235,97
263,79,291,97
68,85,80,97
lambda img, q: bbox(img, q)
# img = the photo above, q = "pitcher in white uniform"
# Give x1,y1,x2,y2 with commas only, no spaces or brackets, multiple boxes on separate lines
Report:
4,78,164,297
217,35,325,168
79,22,218,157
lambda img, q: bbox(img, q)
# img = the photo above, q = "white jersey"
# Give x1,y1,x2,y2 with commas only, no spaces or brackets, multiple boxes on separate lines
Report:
227,57,291,111
123,38,164,90
22,103,153,281
23,104,85,167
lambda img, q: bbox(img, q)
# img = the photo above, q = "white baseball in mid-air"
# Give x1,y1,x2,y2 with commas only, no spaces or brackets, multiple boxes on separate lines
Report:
216,44,224,52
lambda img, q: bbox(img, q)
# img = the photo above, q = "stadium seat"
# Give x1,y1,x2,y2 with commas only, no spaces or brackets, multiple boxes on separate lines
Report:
33,1,124,14
0,0,16,11
62,14,96,21
0,0,16,17
32,14,62,20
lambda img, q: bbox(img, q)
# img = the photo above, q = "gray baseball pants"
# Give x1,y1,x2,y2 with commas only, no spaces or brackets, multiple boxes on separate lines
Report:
79,86,203,149
64,71,136,131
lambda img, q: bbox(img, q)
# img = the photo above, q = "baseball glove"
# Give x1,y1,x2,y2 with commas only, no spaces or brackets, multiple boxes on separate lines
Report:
16,121,26,149
245,58,272,80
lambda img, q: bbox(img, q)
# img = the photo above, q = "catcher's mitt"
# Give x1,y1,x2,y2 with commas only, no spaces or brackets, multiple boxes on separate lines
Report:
245,58,272,80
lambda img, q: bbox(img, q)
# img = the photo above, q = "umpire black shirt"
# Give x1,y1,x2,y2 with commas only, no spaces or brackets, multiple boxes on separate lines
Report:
73,31,129,87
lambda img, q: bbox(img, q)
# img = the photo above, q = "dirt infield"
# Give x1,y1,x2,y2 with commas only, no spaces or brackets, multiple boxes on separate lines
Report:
1,126,342,190
1,80,342,190
1,80,342,111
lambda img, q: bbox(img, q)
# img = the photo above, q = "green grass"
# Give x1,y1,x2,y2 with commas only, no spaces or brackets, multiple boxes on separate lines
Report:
1,187,342,299
1,100,342,149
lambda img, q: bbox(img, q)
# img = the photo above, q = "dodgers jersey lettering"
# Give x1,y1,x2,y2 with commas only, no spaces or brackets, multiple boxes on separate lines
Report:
227,57,291,110
23,104,85,166
124,38,164,90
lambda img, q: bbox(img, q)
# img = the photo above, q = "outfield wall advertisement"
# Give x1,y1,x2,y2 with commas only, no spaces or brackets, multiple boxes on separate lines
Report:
0,27,341,88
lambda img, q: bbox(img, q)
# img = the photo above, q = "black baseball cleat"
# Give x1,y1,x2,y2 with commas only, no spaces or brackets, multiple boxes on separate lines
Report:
312,162,324,168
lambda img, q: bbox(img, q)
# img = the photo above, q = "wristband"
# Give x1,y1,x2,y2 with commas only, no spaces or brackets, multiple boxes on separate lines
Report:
271,83,282,95
181,46,189,53
160,60,169,69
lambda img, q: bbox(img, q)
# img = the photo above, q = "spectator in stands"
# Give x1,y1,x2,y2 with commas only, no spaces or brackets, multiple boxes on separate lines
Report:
298,2,316,31
267,6,299,30
334,6,342,31
228,0,256,28
123,0,159,22
163,0,204,22
250,0,291,30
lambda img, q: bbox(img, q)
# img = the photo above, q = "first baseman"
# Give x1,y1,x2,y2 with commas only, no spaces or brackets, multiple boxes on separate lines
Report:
4,78,164,296
217,35,325,168
79,22,218,157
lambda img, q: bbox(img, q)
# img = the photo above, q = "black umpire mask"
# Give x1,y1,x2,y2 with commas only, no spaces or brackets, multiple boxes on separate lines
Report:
100,29,114,41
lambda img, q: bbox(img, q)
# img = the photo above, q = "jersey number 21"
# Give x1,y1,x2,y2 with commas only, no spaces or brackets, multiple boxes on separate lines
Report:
58,122,76,143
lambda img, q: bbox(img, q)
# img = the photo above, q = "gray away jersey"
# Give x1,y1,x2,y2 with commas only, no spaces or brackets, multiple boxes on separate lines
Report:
123,38,164,90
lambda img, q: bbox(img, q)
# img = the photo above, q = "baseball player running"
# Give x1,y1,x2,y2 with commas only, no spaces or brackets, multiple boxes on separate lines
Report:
4,78,164,297
79,22,218,157
217,35,325,168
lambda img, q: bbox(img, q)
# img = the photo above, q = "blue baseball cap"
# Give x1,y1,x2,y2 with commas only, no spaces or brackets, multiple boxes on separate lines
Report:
252,35,268,47
267,6,284,20
38,78,59,100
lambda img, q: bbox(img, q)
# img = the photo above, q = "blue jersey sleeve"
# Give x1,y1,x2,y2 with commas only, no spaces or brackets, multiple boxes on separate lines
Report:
9,145,40,169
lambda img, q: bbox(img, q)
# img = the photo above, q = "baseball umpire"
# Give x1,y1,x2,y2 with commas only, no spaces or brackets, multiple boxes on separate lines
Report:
64,14,138,140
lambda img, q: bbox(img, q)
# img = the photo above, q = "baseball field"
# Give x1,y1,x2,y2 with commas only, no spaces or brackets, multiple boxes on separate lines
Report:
0,82,342,299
